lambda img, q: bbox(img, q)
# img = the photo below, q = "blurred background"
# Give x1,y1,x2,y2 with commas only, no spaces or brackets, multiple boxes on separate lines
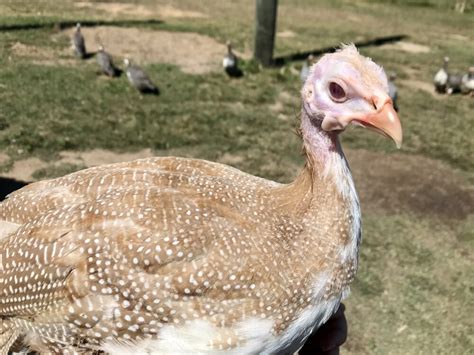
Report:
0,0,472,353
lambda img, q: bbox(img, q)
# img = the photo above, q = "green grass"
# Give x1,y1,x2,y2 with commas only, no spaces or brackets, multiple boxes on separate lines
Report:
347,213,473,354
0,0,472,354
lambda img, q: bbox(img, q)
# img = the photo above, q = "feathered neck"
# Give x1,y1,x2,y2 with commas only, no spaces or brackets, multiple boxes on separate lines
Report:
275,105,361,264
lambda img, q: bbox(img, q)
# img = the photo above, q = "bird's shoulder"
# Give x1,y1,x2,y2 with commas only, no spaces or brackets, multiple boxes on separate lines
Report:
0,156,279,227
0,157,283,318
97,51,111,62
128,65,148,79
73,31,84,44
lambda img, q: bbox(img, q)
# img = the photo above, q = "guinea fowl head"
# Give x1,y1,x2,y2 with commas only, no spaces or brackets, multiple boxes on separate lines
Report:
226,41,233,53
75,22,81,31
123,58,131,67
302,44,402,148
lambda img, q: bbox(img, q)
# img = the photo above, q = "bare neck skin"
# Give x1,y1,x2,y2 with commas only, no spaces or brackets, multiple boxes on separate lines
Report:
275,104,361,264
280,102,358,205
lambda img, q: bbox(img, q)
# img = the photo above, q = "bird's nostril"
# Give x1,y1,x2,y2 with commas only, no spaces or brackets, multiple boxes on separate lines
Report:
371,99,377,110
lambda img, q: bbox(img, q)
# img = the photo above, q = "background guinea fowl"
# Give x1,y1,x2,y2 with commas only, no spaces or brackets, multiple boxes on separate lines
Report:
388,72,399,112
223,41,243,78
460,67,474,95
72,23,86,59
446,72,463,95
300,54,315,83
433,56,449,93
96,45,120,77
124,58,159,95
0,45,402,354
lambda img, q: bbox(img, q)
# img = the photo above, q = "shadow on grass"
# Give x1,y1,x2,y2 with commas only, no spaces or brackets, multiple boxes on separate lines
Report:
0,177,29,201
0,19,164,32
273,34,408,66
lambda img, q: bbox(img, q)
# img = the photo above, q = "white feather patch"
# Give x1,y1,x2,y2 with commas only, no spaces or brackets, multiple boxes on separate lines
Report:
0,220,20,241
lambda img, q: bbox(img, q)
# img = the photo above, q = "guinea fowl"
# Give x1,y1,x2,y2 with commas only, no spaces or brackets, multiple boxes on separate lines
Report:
223,41,243,78
388,72,399,112
124,58,159,95
433,56,449,93
446,72,463,95
0,44,401,354
461,67,474,95
300,54,315,83
72,23,87,59
96,45,119,77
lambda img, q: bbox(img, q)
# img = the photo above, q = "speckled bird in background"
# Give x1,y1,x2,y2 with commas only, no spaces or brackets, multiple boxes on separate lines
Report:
124,58,159,95
96,45,119,78
0,44,401,354
72,23,87,59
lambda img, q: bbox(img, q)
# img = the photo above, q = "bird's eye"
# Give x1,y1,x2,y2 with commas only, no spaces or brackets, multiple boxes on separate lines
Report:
328,82,346,102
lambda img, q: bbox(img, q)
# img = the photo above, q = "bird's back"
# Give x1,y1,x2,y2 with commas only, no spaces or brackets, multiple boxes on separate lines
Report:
73,31,86,58
0,155,356,353
126,66,157,92
461,72,474,93
97,51,116,77
447,73,463,94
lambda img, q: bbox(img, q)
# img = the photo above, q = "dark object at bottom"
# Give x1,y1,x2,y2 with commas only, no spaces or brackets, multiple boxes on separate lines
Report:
225,66,244,78
139,86,160,95
0,177,29,201
299,303,347,355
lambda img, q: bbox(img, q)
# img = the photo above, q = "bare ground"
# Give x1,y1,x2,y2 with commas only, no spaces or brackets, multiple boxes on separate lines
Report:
346,149,473,221
58,26,232,74
380,41,431,54
9,41,76,66
400,79,439,97
73,2,207,19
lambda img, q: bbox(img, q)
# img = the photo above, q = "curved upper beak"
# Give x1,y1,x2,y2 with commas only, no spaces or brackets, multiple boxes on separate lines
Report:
354,96,403,149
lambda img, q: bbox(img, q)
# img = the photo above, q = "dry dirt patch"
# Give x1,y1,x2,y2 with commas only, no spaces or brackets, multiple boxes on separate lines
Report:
59,26,228,74
347,149,473,220
0,153,8,166
448,34,470,41
277,30,296,38
400,79,442,98
10,42,75,66
0,149,154,181
74,2,207,19
2,157,48,182
380,41,431,54
59,148,154,167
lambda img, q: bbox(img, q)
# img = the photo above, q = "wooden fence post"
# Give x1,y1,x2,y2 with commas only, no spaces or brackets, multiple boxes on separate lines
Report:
254,0,278,66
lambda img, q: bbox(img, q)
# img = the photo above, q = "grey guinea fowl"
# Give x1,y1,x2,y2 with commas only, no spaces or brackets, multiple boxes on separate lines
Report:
96,45,119,77
446,72,463,95
460,67,474,95
388,72,399,112
124,58,159,95
72,23,86,59
223,41,243,78
0,45,402,354
300,54,315,83
433,56,449,93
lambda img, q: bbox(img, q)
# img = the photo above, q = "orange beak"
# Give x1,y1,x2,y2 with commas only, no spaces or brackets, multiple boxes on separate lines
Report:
354,96,403,149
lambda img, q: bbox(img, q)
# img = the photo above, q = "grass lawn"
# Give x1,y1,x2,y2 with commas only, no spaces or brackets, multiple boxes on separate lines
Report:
0,0,472,353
